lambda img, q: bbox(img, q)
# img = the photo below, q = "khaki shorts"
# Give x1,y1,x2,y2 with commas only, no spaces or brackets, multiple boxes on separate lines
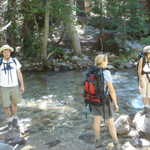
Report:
0,86,21,107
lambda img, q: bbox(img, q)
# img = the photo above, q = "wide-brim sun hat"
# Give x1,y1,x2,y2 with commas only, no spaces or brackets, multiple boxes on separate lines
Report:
143,45,150,53
0,44,14,53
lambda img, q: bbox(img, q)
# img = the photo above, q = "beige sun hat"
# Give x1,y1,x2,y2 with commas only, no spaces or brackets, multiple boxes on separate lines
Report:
0,44,14,53
143,45,150,53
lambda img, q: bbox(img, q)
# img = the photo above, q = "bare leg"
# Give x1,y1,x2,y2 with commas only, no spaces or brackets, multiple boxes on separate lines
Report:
93,115,101,140
107,117,118,142
148,98,150,106
143,97,149,106
11,103,17,116
3,107,12,117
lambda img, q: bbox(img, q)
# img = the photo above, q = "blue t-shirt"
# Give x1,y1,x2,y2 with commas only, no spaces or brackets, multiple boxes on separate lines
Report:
103,70,112,83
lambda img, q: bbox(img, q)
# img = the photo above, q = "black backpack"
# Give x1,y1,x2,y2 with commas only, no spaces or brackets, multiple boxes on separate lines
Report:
83,66,108,105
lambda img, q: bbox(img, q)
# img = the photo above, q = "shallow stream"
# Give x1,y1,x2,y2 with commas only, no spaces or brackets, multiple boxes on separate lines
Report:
23,69,144,114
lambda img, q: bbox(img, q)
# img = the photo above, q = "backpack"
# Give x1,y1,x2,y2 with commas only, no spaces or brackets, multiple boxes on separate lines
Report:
83,66,108,105
137,52,150,82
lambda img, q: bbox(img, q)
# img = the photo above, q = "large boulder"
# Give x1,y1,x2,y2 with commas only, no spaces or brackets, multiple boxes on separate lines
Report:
133,110,150,138
115,115,130,135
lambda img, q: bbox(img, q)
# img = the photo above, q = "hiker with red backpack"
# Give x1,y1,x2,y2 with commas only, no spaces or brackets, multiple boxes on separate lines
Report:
138,45,150,110
0,45,24,128
83,54,120,149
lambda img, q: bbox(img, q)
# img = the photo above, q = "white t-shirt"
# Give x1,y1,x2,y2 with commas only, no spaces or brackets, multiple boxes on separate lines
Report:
0,57,21,87
143,63,150,73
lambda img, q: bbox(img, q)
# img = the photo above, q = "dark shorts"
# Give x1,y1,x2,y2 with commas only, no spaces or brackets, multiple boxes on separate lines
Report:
91,102,113,119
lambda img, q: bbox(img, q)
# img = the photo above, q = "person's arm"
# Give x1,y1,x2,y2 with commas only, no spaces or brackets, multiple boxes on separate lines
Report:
138,58,143,78
138,58,144,88
106,81,119,112
17,69,25,94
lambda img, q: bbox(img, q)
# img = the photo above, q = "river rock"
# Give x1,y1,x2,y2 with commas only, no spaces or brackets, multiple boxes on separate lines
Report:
133,111,150,138
115,115,130,135
128,129,139,137
131,136,150,147
122,142,136,150
139,138,150,147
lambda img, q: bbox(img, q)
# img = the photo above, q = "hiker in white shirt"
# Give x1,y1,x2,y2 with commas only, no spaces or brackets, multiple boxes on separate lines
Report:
0,44,24,127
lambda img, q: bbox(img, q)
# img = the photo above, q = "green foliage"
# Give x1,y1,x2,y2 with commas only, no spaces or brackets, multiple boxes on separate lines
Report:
3,0,150,60
91,0,149,39
111,49,138,66
48,47,72,62
141,36,150,45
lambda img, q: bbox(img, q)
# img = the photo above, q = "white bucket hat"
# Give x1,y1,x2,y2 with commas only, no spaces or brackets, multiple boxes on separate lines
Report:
143,45,150,53
0,45,14,53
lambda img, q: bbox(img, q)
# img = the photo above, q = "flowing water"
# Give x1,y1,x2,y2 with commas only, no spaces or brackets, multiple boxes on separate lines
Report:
0,69,144,150
23,69,144,114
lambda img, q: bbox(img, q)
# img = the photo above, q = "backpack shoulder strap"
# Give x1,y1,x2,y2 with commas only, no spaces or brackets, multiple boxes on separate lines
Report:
11,57,17,65
0,57,3,65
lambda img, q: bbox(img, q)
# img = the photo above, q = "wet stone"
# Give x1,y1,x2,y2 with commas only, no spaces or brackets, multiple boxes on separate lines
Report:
45,139,61,148
78,133,94,144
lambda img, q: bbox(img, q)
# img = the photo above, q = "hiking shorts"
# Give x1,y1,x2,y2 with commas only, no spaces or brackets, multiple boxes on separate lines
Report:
91,102,113,120
0,86,21,107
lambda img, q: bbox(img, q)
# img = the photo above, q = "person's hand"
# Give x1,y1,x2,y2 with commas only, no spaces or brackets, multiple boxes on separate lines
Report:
114,104,119,112
20,85,25,94
139,80,144,89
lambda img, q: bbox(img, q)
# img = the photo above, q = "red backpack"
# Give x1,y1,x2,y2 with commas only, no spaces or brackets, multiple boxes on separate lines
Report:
83,66,106,105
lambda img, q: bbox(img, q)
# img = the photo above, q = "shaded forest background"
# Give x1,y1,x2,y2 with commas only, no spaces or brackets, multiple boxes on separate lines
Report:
0,0,150,70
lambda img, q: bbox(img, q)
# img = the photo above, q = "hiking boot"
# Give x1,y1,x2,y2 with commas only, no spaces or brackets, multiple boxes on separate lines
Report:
6,117,13,129
144,106,150,113
11,116,19,129
7,121,12,129
113,141,121,150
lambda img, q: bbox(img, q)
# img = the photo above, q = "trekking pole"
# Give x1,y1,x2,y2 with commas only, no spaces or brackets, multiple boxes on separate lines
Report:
83,104,90,119
100,36,104,53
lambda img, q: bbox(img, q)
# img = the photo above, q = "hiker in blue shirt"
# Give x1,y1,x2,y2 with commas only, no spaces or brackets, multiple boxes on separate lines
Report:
92,54,120,149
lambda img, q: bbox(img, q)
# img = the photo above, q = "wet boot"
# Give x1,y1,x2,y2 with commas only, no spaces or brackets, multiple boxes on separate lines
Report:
11,116,19,130
144,106,150,113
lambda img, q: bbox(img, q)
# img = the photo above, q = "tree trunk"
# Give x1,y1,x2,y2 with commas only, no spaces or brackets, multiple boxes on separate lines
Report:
42,0,50,68
76,0,87,28
21,0,35,57
85,0,92,15
6,0,17,47
0,0,6,45
76,0,86,17
66,0,81,56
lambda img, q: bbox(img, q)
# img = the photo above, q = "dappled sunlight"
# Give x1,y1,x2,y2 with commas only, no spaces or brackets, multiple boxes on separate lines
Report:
131,96,144,109
16,70,145,149
20,145,35,150
19,95,77,111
